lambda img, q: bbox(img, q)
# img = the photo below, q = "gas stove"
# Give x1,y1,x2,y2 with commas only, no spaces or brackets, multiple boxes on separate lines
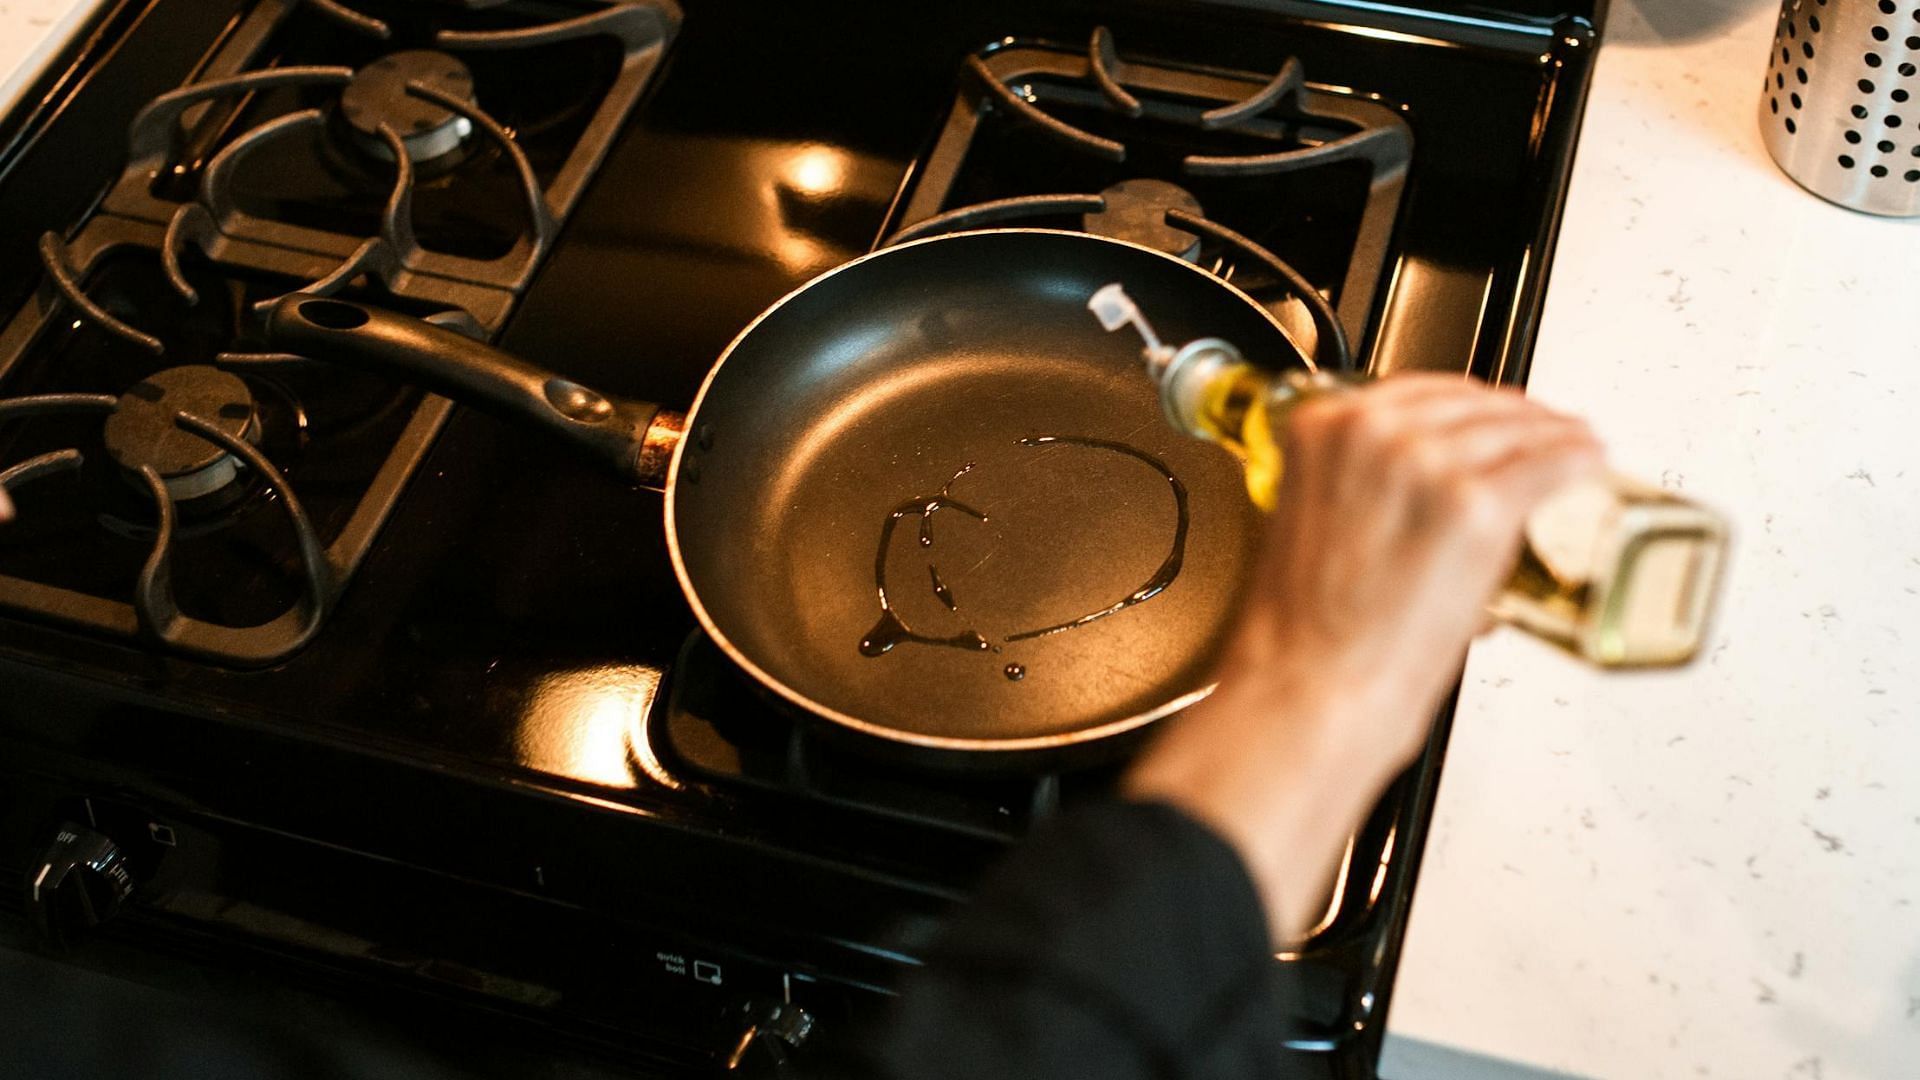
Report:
0,0,674,664
0,1,1601,1075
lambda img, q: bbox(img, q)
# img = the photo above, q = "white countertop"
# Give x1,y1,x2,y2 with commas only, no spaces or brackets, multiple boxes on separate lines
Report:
1381,1,1920,1078
0,0,98,121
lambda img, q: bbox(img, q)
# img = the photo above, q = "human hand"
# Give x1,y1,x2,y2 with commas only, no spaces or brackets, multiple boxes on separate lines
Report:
1123,374,1604,942
0,483,12,522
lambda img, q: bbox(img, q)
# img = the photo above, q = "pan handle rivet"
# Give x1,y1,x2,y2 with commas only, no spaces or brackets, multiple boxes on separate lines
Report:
696,423,714,451
681,459,701,483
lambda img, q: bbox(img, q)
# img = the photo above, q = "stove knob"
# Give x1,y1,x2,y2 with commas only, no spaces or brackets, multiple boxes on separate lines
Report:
723,997,815,1077
25,822,134,948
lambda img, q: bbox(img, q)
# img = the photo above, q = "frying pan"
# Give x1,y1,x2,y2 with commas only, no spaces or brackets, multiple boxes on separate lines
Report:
264,229,1316,770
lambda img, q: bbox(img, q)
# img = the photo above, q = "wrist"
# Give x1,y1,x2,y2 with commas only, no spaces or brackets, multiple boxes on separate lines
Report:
1123,674,1416,942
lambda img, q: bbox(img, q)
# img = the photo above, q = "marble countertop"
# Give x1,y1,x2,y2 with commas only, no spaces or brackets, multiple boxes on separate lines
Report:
0,0,100,121
1381,1,1920,1077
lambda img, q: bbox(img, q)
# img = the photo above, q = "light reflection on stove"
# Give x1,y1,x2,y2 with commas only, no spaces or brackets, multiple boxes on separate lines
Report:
1367,256,1490,377
513,665,665,789
769,143,884,274
784,145,848,198
1277,833,1356,959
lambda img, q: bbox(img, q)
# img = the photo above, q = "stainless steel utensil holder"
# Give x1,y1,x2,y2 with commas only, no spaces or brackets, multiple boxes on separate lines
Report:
1761,0,1920,216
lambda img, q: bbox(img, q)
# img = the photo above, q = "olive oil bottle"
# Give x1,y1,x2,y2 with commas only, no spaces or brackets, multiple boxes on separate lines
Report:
1089,284,1728,668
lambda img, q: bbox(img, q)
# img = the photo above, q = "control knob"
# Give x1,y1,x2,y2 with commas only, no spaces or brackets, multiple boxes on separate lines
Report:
724,996,815,1077
26,822,133,947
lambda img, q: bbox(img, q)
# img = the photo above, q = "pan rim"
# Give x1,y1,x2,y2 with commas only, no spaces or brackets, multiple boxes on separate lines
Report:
664,227,1302,756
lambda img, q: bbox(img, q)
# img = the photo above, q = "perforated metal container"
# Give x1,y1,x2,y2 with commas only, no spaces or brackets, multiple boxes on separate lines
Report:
1761,0,1920,216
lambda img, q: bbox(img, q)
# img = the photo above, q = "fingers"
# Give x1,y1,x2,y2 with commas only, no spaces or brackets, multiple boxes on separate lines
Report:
1335,373,1530,419
1403,420,1604,553
1280,379,1609,614
1414,411,1600,480
1348,371,1480,405
1289,379,1599,514
1289,376,1561,462
1481,428,1606,509
0,485,12,523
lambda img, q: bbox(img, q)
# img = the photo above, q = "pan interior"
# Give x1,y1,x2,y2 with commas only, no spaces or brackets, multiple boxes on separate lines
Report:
671,232,1294,747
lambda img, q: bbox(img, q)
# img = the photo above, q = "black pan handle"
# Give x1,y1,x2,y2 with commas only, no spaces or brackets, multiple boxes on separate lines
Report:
264,295,682,488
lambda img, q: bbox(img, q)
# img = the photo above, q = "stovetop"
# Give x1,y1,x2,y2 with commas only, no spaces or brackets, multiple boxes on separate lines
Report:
0,0,1602,1073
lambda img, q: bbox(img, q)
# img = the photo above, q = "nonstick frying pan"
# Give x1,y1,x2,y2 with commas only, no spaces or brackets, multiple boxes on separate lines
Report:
264,229,1317,770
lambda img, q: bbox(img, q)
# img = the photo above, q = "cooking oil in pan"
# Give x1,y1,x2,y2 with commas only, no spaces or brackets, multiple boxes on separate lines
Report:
1002,437,1188,643
857,437,1191,670
858,463,993,658
929,565,958,611
1087,283,1730,669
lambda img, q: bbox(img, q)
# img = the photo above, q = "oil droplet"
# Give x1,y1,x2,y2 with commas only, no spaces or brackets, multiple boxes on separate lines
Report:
929,564,957,611
1003,663,1026,682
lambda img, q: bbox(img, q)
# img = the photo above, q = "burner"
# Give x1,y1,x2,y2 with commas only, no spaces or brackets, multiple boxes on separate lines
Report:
894,34,1412,360
1082,180,1204,259
657,631,1084,840
339,51,476,164
102,366,260,501
91,0,678,328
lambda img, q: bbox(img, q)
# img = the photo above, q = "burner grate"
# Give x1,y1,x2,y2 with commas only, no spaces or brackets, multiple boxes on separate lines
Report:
99,1,677,326
888,29,1411,364
882,192,1353,371
0,1,681,664
0,240,444,662
654,632,1098,843
143,67,554,323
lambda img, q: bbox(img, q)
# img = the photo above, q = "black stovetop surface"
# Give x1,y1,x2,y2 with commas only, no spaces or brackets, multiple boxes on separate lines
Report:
0,0,1602,1071
6,0,1587,781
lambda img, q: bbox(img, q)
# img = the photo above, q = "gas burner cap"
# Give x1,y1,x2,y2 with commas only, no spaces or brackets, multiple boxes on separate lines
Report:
103,366,259,502
340,50,477,165
1082,180,1205,260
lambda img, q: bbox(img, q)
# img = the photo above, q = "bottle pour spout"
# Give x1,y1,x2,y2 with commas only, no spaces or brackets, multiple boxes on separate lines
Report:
1088,283,1176,377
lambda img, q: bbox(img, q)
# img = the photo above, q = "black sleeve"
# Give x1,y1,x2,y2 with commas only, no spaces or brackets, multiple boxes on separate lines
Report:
841,799,1301,1080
